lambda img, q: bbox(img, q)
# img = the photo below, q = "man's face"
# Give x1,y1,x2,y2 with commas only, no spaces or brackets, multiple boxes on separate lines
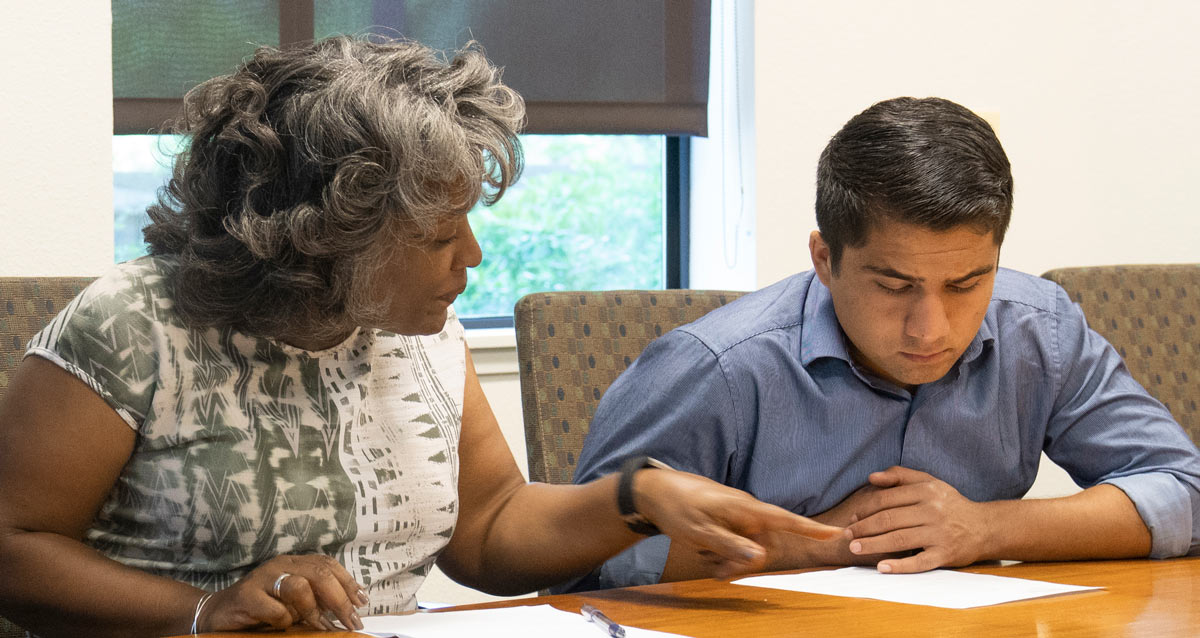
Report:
810,221,999,389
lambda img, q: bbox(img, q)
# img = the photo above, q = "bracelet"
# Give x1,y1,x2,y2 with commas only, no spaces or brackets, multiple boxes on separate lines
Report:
616,455,672,535
191,592,214,636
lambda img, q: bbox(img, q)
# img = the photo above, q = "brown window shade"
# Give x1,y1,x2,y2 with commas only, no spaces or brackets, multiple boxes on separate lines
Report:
113,0,709,136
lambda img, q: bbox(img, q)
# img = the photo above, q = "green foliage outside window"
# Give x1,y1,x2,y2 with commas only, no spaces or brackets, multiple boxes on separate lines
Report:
113,135,665,319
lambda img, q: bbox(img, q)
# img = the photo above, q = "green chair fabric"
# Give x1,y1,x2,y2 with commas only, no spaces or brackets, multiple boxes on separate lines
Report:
1042,264,1200,446
0,276,93,638
514,289,745,485
1,277,94,392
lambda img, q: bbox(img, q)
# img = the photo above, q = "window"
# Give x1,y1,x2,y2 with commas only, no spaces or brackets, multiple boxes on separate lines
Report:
113,134,683,325
112,0,706,325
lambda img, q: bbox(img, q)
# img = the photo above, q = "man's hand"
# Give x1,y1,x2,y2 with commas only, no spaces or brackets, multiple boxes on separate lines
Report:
843,466,991,574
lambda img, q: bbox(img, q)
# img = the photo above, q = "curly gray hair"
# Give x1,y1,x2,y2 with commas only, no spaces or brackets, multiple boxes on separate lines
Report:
144,35,524,342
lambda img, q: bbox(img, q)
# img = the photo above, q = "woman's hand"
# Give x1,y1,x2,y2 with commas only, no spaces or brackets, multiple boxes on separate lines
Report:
635,468,844,577
200,554,369,633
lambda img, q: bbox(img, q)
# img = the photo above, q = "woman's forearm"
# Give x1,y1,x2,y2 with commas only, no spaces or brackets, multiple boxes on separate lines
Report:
0,530,202,638
446,467,842,595
471,476,635,595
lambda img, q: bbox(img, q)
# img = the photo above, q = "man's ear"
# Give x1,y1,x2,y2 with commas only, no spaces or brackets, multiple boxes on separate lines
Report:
810,231,833,286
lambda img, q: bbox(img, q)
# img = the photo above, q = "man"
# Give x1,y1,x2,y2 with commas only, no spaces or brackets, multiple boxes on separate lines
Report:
563,97,1200,591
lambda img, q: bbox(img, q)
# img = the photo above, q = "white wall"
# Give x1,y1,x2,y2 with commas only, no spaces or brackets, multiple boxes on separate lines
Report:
5,0,1198,606
752,0,1200,499
754,0,1200,287
0,3,113,275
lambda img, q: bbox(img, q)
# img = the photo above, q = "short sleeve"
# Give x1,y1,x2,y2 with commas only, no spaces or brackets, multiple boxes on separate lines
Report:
23,264,166,430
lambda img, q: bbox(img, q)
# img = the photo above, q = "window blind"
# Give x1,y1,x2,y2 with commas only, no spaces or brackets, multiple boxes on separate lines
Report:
113,0,710,136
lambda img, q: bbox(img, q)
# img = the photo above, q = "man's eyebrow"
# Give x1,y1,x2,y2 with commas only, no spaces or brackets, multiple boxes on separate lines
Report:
863,265,920,282
862,264,995,284
949,264,996,284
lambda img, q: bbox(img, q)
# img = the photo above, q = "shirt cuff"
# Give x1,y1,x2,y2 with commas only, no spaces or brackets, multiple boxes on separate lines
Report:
1104,472,1195,558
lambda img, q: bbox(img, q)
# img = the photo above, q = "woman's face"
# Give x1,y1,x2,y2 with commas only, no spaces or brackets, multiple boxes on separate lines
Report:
371,213,482,335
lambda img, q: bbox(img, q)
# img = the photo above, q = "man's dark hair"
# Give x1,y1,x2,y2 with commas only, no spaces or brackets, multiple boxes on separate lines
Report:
815,97,1013,272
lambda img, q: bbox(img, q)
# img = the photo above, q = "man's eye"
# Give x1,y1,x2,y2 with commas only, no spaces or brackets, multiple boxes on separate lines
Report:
876,282,910,295
949,281,981,294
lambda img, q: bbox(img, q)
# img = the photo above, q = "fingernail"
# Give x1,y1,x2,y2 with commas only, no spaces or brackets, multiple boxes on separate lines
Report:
352,611,363,630
879,562,893,573
357,588,370,606
842,528,853,539
849,541,862,553
741,546,764,562
321,616,337,631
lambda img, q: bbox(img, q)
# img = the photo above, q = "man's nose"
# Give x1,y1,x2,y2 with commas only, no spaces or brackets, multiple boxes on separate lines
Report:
905,293,951,344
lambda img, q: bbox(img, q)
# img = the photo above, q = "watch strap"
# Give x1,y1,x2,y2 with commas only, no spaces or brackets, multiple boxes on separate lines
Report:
617,455,671,535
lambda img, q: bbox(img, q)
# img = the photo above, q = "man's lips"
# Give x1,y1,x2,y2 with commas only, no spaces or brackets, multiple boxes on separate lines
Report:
900,349,950,362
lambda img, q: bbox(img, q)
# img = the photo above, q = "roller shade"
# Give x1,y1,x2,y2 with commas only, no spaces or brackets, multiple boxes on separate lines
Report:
113,0,710,136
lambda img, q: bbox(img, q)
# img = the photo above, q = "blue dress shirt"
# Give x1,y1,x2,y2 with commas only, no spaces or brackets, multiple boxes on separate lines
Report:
566,269,1200,591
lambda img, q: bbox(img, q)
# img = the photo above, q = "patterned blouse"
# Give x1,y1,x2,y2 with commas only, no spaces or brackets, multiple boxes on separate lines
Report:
24,256,464,614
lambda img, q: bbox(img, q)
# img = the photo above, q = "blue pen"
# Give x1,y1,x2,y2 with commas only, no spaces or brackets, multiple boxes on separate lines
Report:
581,603,626,638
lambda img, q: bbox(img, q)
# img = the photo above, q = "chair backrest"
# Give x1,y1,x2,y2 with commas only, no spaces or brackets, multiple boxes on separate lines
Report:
1042,264,1200,445
0,276,93,638
1,277,94,392
514,289,745,484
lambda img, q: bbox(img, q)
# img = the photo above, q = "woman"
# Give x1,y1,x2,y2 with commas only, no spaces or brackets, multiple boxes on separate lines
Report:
0,36,838,637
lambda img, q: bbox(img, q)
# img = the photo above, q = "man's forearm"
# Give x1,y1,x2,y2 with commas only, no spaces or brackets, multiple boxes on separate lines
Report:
977,484,1151,562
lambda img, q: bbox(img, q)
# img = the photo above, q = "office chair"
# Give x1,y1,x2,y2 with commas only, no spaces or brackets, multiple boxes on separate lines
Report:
514,289,745,485
0,276,93,638
1042,264,1200,446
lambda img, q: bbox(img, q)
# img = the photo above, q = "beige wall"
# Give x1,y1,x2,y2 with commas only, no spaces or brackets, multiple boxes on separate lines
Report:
0,3,113,275
3,0,1197,605
755,0,1200,288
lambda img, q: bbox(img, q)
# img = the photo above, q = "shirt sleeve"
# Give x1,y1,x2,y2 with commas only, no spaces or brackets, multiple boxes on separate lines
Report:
1044,286,1200,558
23,268,160,430
565,328,744,589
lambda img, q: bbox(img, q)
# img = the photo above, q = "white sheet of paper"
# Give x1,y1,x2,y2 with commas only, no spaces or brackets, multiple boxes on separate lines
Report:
733,566,1102,609
357,604,692,638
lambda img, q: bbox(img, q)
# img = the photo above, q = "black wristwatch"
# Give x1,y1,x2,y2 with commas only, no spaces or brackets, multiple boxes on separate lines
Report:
617,455,672,535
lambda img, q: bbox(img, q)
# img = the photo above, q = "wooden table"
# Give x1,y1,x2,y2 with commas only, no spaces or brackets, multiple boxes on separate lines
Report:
189,558,1200,637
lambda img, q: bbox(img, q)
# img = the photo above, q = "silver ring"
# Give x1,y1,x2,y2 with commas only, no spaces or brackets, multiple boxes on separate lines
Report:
272,572,292,598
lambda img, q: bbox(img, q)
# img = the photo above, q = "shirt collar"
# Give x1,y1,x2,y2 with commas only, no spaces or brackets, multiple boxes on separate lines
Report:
799,275,854,366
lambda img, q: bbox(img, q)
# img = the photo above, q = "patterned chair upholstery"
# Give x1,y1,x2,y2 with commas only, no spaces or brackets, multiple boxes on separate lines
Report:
514,290,745,485
1042,264,1200,446
0,276,93,638
1,277,94,392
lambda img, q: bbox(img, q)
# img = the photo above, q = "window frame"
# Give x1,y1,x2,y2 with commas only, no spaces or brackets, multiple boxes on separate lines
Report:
113,2,692,329
461,135,690,329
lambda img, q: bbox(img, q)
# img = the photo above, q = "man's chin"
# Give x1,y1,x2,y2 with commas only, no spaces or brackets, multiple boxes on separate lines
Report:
893,362,956,387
